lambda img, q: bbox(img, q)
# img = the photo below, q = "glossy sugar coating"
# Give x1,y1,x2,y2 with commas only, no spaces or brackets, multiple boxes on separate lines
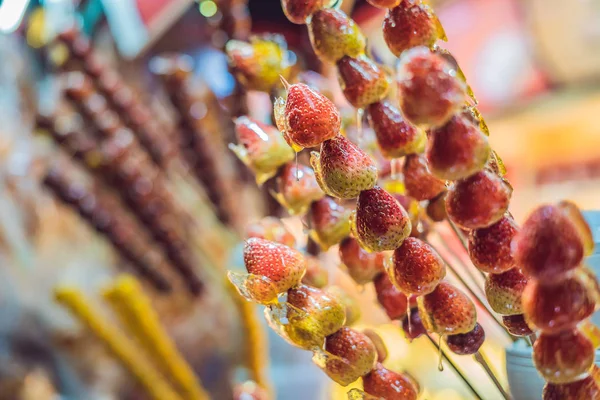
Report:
445,323,485,355
243,238,306,302
426,191,447,222
366,100,426,159
397,47,466,128
418,281,477,335
367,0,402,8
446,170,512,230
383,1,440,56
522,273,596,333
245,216,296,248
362,362,418,400
468,216,518,274
308,197,352,250
391,237,446,295
403,154,446,201
533,329,595,384
232,116,295,183
311,135,378,199
226,35,293,92
374,273,409,320
321,327,378,386
502,314,534,337
339,237,386,285
274,83,340,150
328,286,362,326
402,307,427,339
484,268,528,315
302,256,329,288
337,55,391,109
352,186,412,252
275,163,324,215
543,365,600,400
283,284,346,349
559,200,595,256
308,9,366,63
362,329,388,362
426,114,490,180
514,204,585,282
281,0,334,24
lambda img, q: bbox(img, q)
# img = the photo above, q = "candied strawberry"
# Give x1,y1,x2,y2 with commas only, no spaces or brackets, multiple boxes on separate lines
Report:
468,216,518,274
337,55,391,109
374,273,409,320
543,366,600,400
391,237,446,295
558,200,595,256
321,327,377,386
284,284,346,349
311,135,377,199
426,114,490,180
403,154,446,201
514,204,585,282
339,237,386,285
281,0,334,24
485,268,528,315
363,363,418,400
352,187,412,252
308,197,352,250
242,238,306,303
231,116,295,183
397,47,466,128
426,191,447,222
367,0,402,8
522,274,596,334
402,307,427,340
233,381,268,400
534,329,595,384
274,83,340,150
383,1,440,56
275,163,324,215
366,100,426,159
245,216,296,248
445,323,485,355
418,281,477,335
328,286,362,326
302,256,329,288
446,170,512,230
502,314,534,337
308,9,366,63
362,329,388,362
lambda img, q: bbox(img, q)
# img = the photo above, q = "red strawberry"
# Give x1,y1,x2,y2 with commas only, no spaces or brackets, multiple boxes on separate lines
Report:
468,216,518,274
240,238,306,303
245,216,296,248
558,200,595,256
302,256,329,288
383,1,441,56
352,187,412,252
339,237,386,285
445,323,485,355
397,47,466,128
366,100,426,159
308,9,366,63
391,237,446,295
362,363,418,400
418,281,477,335
311,135,378,199
402,307,427,340
543,365,600,400
281,0,334,24
274,83,341,150
374,273,409,320
502,314,533,337
534,329,594,384
319,327,377,386
522,273,595,334
337,55,391,109
275,163,324,215
282,284,346,349
426,114,490,180
514,204,585,282
231,116,295,183
403,154,446,201
426,191,447,222
367,0,402,9
308,197,351,250
446,170,512,230
484,268,528,315
362,329,388,362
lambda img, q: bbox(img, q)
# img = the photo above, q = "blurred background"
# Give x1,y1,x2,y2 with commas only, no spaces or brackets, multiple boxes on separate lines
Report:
0,0,599,399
